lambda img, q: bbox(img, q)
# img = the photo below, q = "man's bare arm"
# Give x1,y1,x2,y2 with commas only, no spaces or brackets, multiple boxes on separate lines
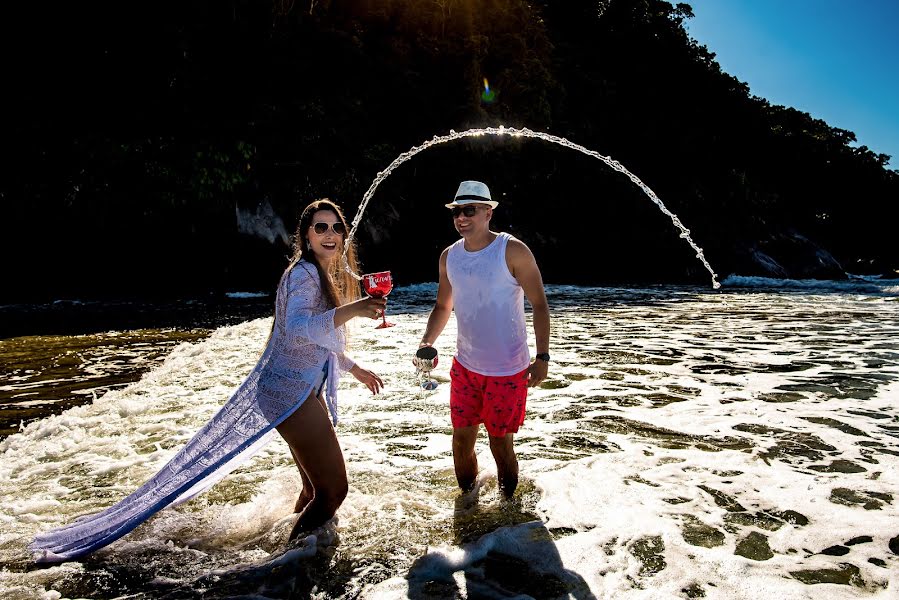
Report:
507,239,550,386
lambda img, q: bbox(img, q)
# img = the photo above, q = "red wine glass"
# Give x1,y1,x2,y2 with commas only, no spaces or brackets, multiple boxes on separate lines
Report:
362,271,395,328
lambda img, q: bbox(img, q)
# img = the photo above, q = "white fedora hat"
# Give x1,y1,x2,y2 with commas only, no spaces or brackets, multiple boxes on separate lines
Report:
445,180,499,209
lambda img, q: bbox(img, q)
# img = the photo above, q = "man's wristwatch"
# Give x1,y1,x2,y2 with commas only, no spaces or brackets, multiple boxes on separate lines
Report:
535,352,550,363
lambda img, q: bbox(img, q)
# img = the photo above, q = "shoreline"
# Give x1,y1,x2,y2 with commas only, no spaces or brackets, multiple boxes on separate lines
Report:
0,295,273,339
0,300,271,438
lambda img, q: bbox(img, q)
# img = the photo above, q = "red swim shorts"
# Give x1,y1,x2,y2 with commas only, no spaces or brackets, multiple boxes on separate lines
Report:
449,358,529,436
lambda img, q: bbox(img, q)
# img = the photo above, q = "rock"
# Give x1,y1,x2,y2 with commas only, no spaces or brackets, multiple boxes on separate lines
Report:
748,249,788,278
698,485,746,512
889,535,899,555
790,563,864,587
765,230,847,279
724,511,784,531
734,230,848,280
829,488,892,511
630,536,667,576
734,532,774,561
845,536,873,546
680,582,706,598
681,516,726,548
821,545,850,556
851,257,899,278
768,510,809,526
235,200,290,245
808,460,867,474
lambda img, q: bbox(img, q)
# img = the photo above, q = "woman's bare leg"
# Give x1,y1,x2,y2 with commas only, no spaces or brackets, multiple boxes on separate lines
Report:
289,394,331,513
290,448,314,513
277,391,348,540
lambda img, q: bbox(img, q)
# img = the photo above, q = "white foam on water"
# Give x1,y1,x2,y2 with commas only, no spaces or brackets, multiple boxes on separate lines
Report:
1,286,898,598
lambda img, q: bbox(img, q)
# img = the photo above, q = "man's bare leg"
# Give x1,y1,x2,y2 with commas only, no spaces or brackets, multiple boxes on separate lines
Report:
489,433,518,498
452,425,479,492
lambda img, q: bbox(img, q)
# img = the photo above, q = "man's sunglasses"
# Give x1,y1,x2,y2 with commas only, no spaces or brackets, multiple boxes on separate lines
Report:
450,205,481,218
312,222,347,235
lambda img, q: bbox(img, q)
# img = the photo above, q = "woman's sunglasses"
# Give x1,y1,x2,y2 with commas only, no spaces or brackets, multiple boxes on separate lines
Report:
312,222,347,235
450,205,480,218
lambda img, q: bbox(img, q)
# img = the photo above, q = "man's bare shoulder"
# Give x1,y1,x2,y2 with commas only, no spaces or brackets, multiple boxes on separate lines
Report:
506,237,535,261
435,246,451,272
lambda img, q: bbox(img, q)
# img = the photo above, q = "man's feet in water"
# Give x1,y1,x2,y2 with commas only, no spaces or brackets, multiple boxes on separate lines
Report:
498,475,518,500
455,469,501,513
458,479,477,495
454,486,480,514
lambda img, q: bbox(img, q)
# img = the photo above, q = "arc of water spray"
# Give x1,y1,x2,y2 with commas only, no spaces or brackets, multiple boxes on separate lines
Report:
343,126,720,289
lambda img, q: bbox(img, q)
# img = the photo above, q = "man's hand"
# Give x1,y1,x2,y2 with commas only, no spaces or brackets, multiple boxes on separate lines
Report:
350,364,384,394
527,359,548,388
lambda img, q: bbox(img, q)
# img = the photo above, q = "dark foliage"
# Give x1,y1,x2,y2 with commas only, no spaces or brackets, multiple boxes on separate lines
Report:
2,0,896,302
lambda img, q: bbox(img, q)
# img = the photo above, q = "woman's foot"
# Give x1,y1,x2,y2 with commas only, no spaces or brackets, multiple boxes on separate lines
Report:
286,517,340,557
289,495,342,541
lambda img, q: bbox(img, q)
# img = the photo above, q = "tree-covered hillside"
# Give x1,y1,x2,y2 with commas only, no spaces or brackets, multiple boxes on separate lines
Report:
3,0,896,301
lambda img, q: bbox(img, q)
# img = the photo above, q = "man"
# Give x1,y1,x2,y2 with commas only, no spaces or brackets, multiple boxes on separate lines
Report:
419,180,550,498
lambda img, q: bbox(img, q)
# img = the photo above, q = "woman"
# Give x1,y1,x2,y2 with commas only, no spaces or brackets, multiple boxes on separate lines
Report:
30,199,385,562
268,198,385,539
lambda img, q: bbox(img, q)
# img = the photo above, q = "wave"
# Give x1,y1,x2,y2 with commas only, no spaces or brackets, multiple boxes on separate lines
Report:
225,291,270,299
722,274,899,295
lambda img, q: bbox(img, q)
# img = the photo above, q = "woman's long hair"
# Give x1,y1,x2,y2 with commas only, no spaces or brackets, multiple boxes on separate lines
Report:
289,199,361,308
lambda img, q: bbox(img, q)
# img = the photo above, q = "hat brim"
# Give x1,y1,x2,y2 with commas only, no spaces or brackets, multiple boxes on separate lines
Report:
445,199,499,209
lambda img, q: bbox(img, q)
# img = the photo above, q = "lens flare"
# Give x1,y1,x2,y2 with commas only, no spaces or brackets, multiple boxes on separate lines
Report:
481,78,496,103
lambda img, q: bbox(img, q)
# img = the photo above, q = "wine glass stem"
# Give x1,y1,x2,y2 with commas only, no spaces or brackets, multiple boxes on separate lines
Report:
381,310,388,327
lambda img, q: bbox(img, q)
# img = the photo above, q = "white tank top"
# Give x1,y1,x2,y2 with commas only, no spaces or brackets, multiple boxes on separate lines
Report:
446,232,530,376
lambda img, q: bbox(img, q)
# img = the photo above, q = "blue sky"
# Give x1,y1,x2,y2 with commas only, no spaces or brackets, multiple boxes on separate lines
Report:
683,0,899,168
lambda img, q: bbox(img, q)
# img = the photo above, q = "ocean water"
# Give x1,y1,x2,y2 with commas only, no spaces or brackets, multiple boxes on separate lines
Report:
0,329,208,438
1,279,898,599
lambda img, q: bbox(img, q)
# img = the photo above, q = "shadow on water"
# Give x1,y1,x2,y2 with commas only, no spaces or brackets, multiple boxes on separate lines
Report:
34,530,360,599
404,486,597,600
150,543,342,600
24,489,599,600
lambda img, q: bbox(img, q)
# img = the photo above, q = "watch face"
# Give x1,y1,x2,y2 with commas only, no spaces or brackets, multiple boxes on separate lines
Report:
536,353,550,362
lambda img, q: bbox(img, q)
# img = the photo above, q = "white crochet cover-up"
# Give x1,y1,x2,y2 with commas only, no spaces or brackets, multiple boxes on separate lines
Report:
30,260,355,563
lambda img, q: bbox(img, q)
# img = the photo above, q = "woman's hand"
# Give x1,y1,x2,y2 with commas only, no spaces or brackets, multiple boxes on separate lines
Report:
350,364,384,394
334,296,387,328
350,296,388,320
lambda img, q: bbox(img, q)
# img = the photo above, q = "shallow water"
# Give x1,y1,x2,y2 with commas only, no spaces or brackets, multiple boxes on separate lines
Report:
0,294,273,438
0,329,208,438
1,280,898,599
